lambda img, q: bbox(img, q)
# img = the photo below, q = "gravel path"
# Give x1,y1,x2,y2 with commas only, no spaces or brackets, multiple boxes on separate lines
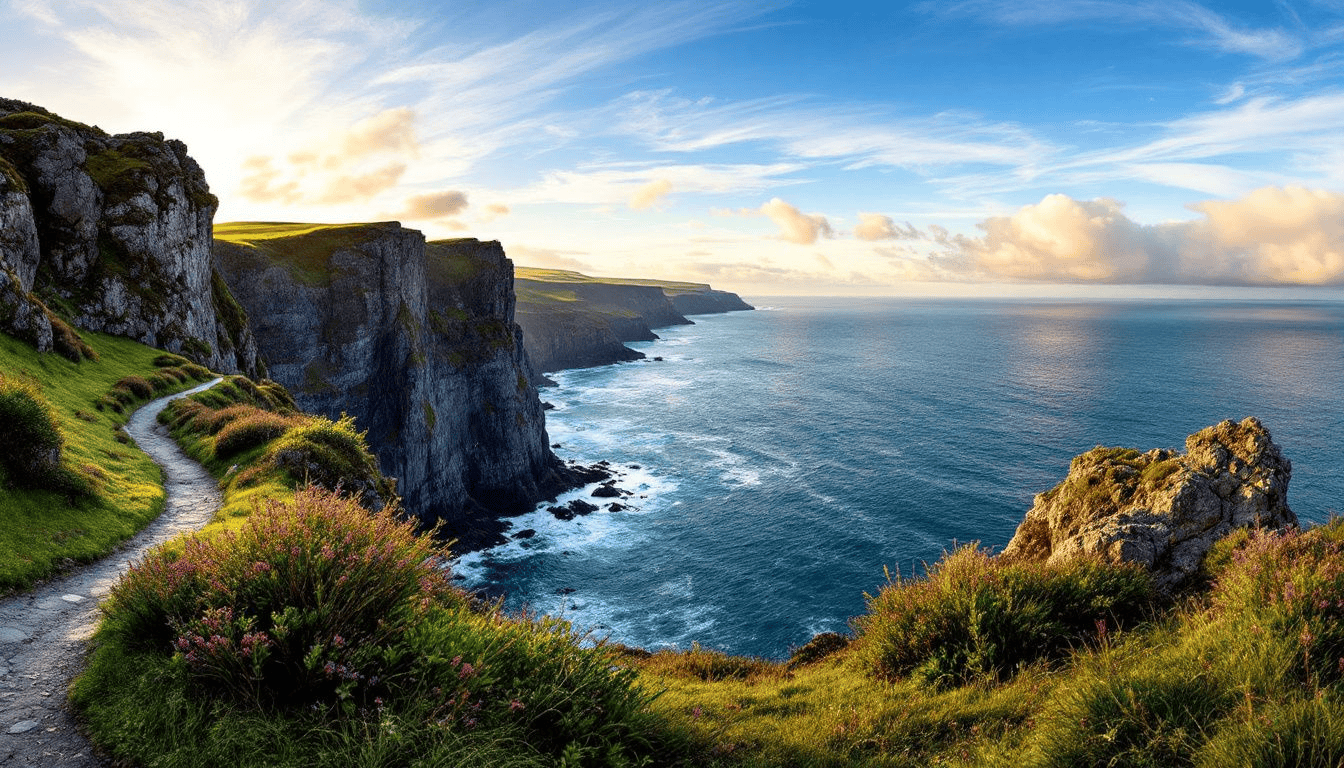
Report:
0,378,223,767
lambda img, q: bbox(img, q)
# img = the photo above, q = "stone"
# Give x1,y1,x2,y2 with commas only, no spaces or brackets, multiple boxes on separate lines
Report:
7,721,39,734
512,528,537,540
1000,417,1296,592
591,483,623,498
0,98,259,374
60,594,84,603
0,628,27,644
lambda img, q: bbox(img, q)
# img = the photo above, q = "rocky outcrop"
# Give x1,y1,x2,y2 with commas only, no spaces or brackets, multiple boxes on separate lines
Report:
1000,417,1296,591
214,226,574,545
514,270,752,374
0,98,258,374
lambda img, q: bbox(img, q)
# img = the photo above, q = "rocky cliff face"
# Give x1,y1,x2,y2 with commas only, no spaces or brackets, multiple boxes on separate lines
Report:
1000,417,1297,591
515,272,752,374
0,99,258,374
214,226,571,543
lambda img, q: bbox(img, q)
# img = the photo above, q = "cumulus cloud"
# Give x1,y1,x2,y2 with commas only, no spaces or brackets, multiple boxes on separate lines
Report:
397,190,470,220
932,186,1344,286
317,163,408,204
629,179,673,209
854,213,924,241
342,108,418,158
760,198,833,245
480,203,511,221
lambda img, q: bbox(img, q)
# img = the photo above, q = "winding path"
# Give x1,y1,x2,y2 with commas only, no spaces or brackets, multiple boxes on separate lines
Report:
0,378,223,767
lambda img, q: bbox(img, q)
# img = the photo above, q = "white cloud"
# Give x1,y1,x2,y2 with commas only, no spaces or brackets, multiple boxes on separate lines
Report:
629,179,673,210
930,186,1344,285
854,213,924,241
397,191,470,220
760,198,833,245
512,162,806,205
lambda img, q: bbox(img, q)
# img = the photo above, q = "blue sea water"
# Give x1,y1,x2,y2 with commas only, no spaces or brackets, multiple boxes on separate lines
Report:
454,297,1344,659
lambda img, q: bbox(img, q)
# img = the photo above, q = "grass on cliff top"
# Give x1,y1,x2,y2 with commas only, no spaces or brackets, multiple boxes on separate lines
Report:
515,267,711,295
0,330,215,591
214,221,402,287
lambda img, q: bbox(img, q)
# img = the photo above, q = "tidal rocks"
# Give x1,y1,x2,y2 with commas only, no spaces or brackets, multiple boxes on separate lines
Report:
1000,417,1296,591
548,498,599,521
0,99,258,373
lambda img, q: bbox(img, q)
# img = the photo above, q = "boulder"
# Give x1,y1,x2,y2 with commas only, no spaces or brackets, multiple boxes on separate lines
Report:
1000,417,1296,592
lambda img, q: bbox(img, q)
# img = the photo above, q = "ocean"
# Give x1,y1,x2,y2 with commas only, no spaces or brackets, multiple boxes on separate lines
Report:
454,297,1344,659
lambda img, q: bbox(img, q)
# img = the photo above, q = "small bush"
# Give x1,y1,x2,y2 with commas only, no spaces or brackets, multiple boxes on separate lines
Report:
114,375,154,400
0,376,63,488
269,415,395,509
214,412,297,459
48,311,97,362
105,487,457,707
182,363,211,381
153,353,190,367
1212,524,1344,687
854,546,1154,686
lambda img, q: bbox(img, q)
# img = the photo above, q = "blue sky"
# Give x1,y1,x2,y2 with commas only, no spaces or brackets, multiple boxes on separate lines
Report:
4,0,1344,296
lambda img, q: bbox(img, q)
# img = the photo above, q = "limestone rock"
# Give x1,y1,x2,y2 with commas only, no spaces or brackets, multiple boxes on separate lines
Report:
1000,417,1296,591
0,98,259,374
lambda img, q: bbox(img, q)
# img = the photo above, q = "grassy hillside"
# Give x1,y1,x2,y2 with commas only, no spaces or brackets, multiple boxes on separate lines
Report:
516,267,713,296
214,221,401,287
0,329,215,591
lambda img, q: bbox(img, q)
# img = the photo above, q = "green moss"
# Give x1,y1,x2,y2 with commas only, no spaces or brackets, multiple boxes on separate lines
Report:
210,268,249,354
182,337,212,362
301,360,334,396
85,147,151,204
0,108,101,134
0,155,28,194
422,399,436,430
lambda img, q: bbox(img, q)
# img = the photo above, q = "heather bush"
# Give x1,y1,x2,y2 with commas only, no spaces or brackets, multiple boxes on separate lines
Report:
214,411,299,459
1211,523,1344,687
153,353,190,367
106,487,457,707
855,545,1154,685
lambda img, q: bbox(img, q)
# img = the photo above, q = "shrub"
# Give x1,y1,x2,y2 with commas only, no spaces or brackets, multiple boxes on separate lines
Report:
0,376,63,488
854,546,1154,686
48,311,97,362
114,375,154,400
269,415,395,510
153,353,190,367
402,605,667,763
214,412,297,459
104,487,457,707
1211,524,1344,687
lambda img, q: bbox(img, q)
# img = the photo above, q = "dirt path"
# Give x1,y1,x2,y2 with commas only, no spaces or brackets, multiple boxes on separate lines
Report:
0,378,223,767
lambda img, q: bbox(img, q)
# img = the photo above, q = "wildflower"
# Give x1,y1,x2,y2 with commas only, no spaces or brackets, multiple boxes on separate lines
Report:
509,699,526,712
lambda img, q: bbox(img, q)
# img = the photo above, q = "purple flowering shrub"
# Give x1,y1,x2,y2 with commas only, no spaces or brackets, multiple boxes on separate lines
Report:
1212,521,1344,687
105,487,459,708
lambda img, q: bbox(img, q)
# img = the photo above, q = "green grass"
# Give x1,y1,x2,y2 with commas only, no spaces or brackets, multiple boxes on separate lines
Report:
215,221,400,287
514,267,711,295
0,329,215,591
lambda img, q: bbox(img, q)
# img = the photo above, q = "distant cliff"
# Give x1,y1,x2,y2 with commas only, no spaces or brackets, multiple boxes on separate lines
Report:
213,224,574,544
0,98,258,374
514,268,752,375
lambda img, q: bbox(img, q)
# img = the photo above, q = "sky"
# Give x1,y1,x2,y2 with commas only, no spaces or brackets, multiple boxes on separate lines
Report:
4,0,1344,297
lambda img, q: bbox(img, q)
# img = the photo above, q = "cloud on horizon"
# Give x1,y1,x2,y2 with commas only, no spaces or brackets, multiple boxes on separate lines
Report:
925,186,1344,286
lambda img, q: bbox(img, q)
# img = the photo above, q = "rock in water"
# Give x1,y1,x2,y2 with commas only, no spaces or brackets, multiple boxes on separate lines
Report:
1000,417,1296,591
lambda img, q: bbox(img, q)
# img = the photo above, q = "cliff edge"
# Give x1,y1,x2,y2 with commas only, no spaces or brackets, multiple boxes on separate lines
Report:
214,224,573,545
1001,417,1297,591
0,98,258,374
514,267,751,375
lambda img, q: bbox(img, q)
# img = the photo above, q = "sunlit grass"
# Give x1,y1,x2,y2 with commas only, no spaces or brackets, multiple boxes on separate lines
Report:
0,331,215,590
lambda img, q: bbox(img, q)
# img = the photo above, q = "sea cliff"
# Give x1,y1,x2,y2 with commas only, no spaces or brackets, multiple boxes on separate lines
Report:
0,98,258,374
214,224,573,543
514,267,752,375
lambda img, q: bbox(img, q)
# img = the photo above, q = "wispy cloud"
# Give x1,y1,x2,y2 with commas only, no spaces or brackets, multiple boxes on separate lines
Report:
923,1,1304,61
